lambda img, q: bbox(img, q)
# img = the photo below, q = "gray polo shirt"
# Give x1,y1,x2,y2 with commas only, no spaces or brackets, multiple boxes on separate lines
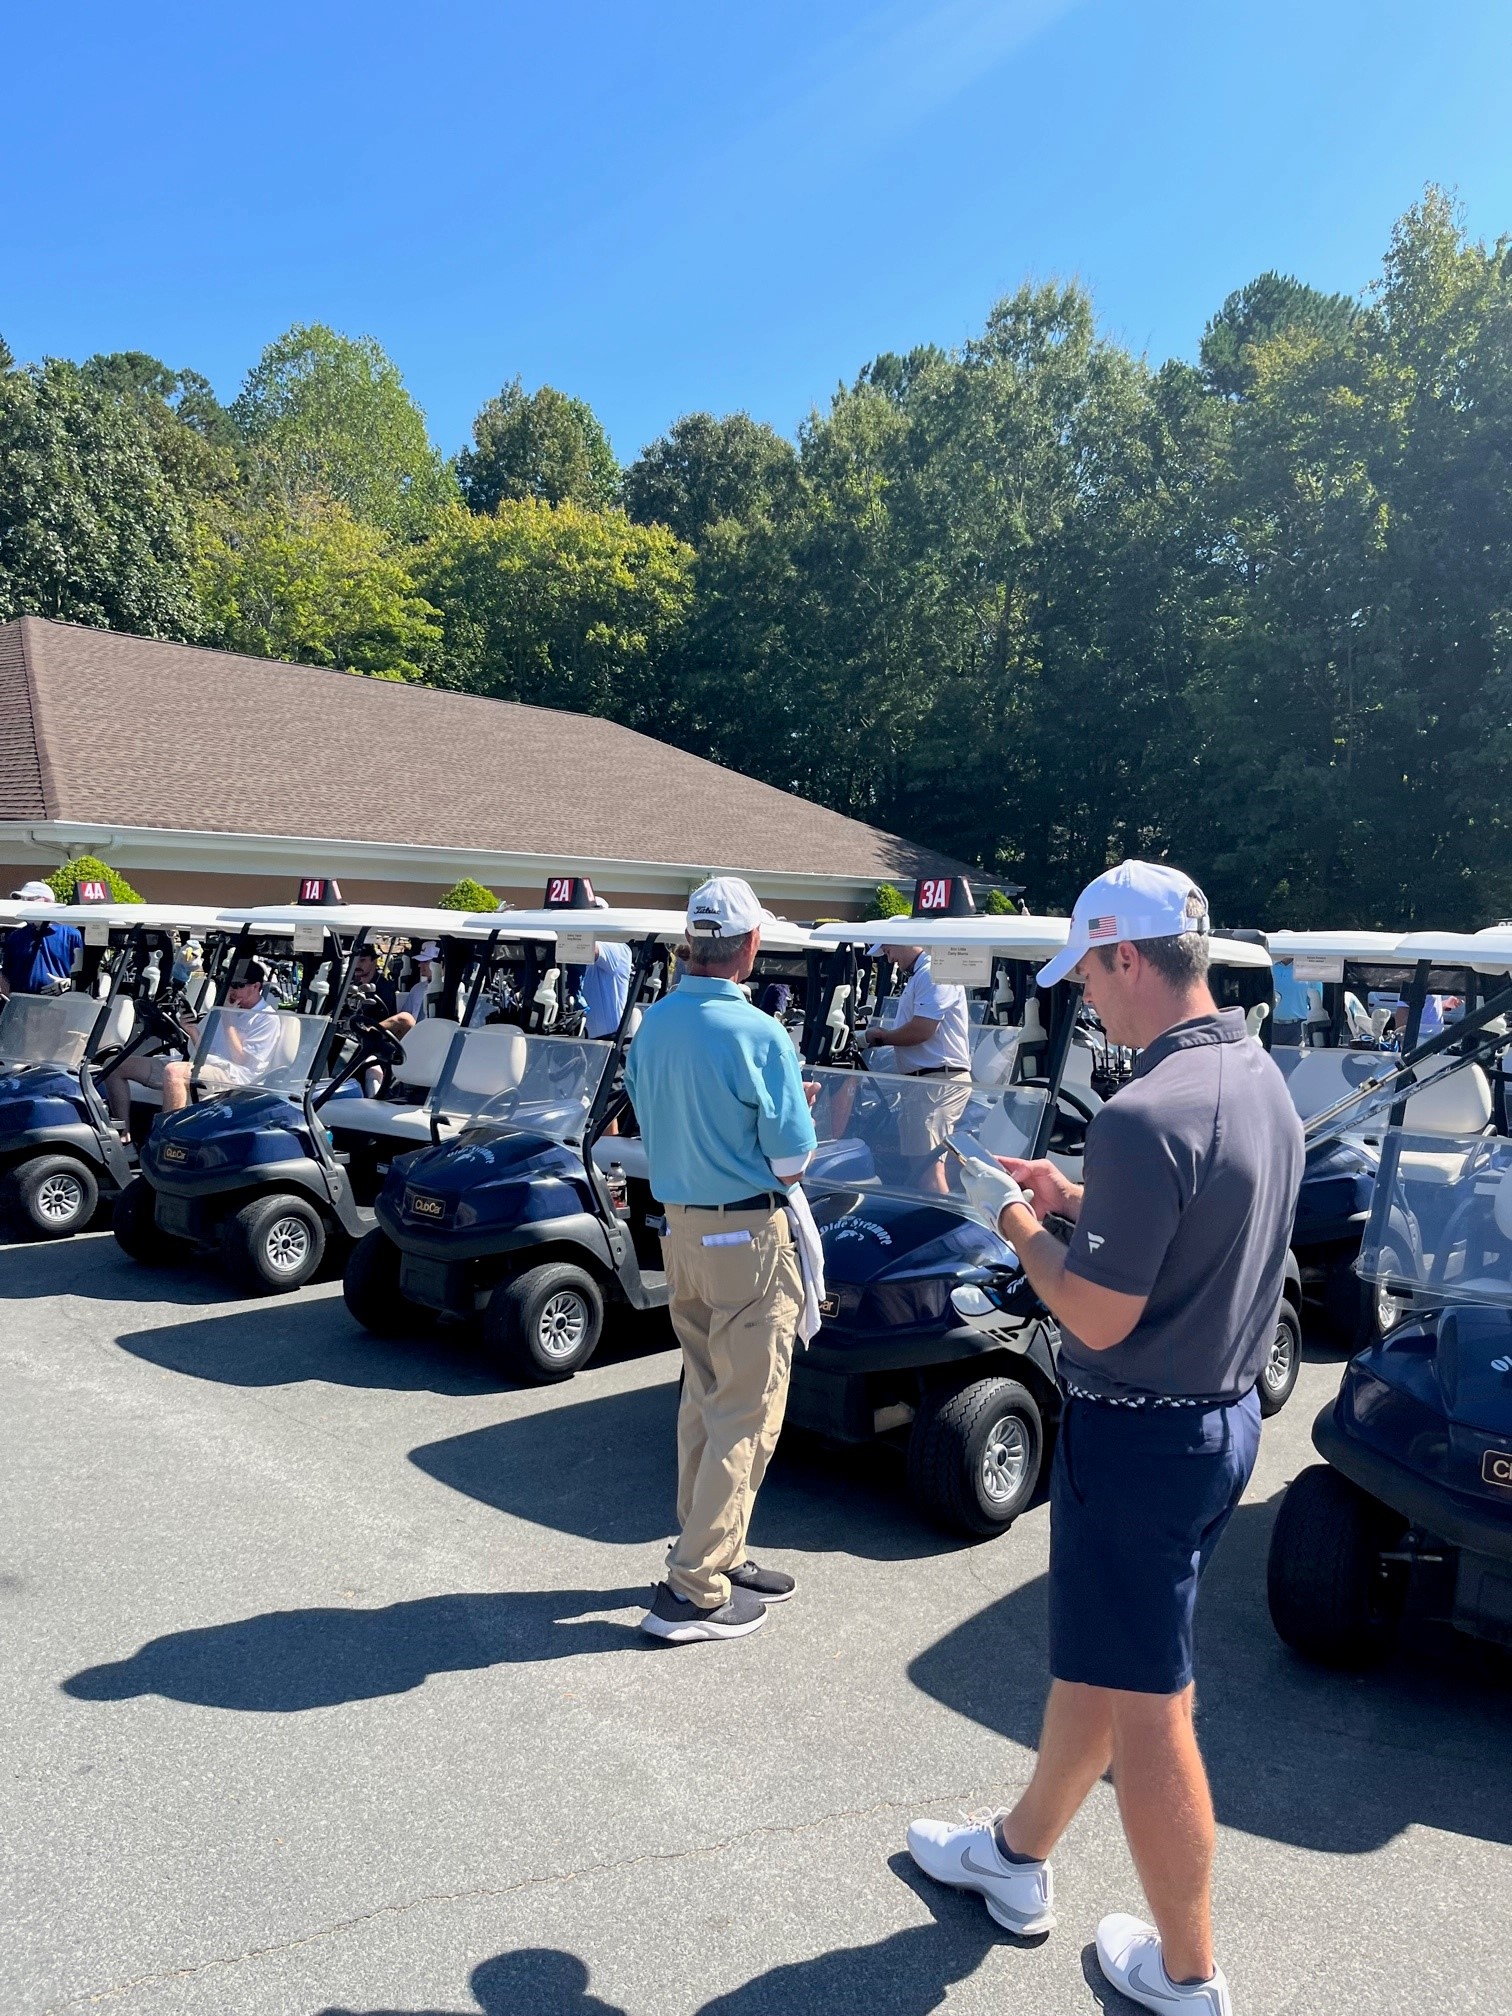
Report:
1058,1009,1304,1402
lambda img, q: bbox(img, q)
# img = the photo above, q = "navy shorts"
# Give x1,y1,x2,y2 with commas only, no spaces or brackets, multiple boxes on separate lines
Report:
1048,1388,1261,1695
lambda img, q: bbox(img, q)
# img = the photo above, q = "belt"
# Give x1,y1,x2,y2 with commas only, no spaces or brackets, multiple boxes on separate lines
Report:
1060,1379,1239,1410
681,1192,784,1212
907,1066,971,1080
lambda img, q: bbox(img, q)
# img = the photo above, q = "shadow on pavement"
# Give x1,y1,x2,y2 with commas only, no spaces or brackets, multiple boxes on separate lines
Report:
410,1384,959,1563
110,1291,671,1396
62,1588,649,1711
908,1488,1512,1855
317,1948,629,2015
0,1229,230,1308
312,1860,1018,2015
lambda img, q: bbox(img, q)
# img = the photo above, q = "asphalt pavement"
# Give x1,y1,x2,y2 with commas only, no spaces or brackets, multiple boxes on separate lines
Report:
2,1230,1509,2016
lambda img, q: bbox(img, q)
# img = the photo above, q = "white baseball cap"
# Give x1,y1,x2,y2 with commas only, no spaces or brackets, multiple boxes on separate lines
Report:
418,941,441,961
11,880,55,903
1036,861,1210,988
686,876,774,940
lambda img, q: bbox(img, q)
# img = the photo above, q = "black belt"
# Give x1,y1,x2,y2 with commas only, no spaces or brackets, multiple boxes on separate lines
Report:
682,1192,784,1212
908,1066,970,1080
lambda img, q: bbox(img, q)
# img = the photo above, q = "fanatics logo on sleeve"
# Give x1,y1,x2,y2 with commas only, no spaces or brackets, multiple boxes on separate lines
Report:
1087,916,1118,941
1086,1233,1104,1251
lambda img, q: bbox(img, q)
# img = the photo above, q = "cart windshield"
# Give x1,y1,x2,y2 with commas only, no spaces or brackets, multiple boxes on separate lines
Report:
1358,1131,1512,1309
434,1030,610,1141
0,991,101,1072
801,1065,1049,1210
189,1007,327,1098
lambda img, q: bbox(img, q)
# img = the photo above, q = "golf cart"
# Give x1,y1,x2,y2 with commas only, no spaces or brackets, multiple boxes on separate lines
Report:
119,900,523,1292
0,899,243,1238
796,901,1289,1538
1268,926,1512,1666
1269,929,1483,1344
343,906,818,1382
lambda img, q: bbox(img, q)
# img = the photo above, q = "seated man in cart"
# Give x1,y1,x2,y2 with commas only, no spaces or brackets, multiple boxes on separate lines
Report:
104,965,278,1136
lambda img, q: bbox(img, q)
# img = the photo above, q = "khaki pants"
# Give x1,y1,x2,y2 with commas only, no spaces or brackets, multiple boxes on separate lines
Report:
661,1202,804,1608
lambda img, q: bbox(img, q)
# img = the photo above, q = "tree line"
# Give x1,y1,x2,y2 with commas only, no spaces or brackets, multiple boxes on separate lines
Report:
2,189,1509,928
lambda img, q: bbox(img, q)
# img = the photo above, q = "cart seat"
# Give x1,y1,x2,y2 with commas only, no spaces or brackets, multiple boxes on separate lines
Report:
325,1096,441,1145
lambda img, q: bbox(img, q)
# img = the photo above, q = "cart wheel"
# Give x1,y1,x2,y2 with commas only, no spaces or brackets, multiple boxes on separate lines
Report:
1357,1246,1408,1347
1257,1302,1302,1417
907,1375,1044,1538
220,1193,326,1294
10,1155,98,1239
111,1176,191,1266
1267,1463,1407,1666
343,1229,433,1337
484,1262,604,1383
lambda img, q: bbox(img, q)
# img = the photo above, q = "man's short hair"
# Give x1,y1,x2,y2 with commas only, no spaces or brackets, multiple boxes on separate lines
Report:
1097,933,1210,987
685,929,754,971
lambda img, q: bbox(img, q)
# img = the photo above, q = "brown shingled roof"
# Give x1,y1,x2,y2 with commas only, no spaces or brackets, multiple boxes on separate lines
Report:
0,617,963,882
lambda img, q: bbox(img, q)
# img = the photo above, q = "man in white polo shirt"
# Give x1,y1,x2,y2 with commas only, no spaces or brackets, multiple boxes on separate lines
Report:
860,940,972,1186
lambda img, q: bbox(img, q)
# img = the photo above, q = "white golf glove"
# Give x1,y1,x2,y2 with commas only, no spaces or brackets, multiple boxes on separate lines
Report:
958,1154,1031,1231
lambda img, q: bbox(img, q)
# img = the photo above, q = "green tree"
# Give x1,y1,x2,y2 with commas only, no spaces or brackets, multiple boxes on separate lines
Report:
872,882,912,917
231,324,455,535
1200,272,1358,398
623,412,799,545
0,355,201,636
195,501,442,680
437,877,500,911
457,380,618,513
46,854,142,902
420,499,693,720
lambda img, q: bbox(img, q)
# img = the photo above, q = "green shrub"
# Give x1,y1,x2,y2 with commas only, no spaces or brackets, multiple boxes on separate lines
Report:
437,876,500,912
984,888,1017,914
46,854,142,903
872,881,912,918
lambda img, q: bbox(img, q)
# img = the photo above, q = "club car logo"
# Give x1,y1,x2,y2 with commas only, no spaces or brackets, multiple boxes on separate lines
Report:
1482,1449,1512,1490
819,1292,840,1319
408,1192,446,1220
160,1144,188,1163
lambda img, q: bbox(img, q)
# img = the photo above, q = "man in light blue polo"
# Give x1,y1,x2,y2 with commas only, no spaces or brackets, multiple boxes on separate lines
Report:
623,876,815,1644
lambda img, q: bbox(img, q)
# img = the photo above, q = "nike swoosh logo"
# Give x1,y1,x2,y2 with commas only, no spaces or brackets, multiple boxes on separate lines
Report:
1127,1954,1202,2004
960,1847,1011,1882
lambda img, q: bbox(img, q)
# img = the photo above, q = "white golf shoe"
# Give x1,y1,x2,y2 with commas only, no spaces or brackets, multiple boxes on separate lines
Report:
904,1813,1054,1934
1095,1913,1233,2014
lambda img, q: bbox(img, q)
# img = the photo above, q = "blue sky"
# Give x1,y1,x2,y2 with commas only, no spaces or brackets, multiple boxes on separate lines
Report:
4,0,1510,463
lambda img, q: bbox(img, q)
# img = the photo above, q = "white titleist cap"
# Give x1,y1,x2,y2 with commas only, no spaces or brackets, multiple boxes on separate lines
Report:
11,880,55,903
1036,861,1210,988
686,876,773,939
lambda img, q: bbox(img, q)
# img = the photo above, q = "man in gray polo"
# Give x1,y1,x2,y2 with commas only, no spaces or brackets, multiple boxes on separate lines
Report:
906,861,1303,2016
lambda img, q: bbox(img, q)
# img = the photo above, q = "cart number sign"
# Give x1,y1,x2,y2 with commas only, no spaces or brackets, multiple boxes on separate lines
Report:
297,877,343,905
916,879,953,912
930,943,993,986
548,878,576,905
74,878,110,904
1483,1449,1512,1490
1291,955,1345,983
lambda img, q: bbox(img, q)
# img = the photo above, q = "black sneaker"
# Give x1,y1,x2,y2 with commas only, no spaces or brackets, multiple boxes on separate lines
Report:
727,1561,796,1604
639,1581,767,1643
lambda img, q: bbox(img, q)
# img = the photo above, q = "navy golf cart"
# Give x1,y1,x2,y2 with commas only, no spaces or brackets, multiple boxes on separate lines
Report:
798,891,1291,1537
0,897,247,1238
119,895,524,1292
1268,928,1485,1345
342,902,819,1382
1268,926,1512,1667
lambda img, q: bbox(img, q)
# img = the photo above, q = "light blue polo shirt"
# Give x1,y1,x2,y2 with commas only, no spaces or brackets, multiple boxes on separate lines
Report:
623,976,817,1205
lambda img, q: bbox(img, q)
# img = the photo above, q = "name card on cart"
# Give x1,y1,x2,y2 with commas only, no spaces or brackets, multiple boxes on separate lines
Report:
555,930,597,963
1291,955,1344,983
930,943,994,986
291,924,326,954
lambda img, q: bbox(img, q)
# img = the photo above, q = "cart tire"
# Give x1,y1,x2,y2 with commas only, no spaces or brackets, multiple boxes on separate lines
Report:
1257,1302,1302,1417
11,1154,98,1239
111,1176,191,1265
1355,1247,1408,1348
1267,1463,1407,1666
907,1375,1044,1538
343,1229,432,1337
220,1193,326,1294
484,1263,604,1383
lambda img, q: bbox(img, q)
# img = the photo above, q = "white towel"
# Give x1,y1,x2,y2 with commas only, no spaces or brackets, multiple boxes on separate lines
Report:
784,1183,827,1345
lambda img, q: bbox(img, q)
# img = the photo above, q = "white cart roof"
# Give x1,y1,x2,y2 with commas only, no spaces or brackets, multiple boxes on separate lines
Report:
12,901,300,936
810,912,1271,970
493,906,815,954
1267,930,1409,966
1393,928,1512,976
232,903,536,942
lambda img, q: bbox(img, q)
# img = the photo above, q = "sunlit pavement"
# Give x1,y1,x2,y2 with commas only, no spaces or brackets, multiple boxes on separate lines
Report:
3,1230,1508,2016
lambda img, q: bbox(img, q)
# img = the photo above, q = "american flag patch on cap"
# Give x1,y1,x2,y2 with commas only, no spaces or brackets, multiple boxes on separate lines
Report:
1087,915,1118,940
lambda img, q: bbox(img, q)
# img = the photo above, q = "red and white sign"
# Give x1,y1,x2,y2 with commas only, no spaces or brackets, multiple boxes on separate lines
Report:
74,878,110,904
916,878,952,912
